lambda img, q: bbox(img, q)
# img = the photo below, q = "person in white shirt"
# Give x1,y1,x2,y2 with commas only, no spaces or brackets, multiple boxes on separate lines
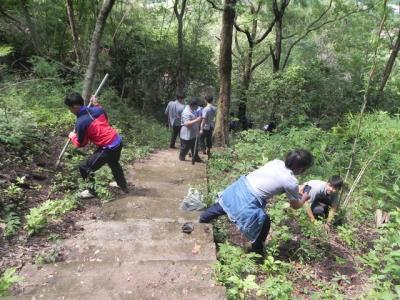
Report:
165,93,185,149
200,149,314,255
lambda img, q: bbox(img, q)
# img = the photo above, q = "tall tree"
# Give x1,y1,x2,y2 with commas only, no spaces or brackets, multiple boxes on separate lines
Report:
270,0,290,73
378,27,400,97
234,1,276,128
65,0,81,64
174,0,187,95
213,0,237,147
82,0,116,102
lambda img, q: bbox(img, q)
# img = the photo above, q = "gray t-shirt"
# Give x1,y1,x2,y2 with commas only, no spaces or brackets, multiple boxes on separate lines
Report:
165,100,184,127
202,105,217,130
246,159,299,204
180,105,199,140
304,180,339,207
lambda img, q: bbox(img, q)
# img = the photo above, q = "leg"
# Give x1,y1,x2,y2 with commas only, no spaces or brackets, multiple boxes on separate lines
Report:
311,201,328,220
179,139,191,160
107,144,128,192
190,138,202,162
200,132,207,154
250,214,271,253
79,148,108,194
205,128,213,156
199,202,226,223
170,125,181,148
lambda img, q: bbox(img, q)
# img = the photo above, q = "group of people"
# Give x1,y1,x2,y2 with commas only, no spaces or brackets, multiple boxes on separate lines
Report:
165,94,217,162
200,149,343,255
64,92,342,258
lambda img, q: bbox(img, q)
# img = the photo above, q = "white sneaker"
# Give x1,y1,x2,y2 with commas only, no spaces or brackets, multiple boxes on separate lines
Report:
109,181,119,188
79,189,95,199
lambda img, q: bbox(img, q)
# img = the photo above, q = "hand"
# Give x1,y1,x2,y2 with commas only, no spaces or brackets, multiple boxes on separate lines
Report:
324,223,331,233
90,95,98,106
200,129,203,134
68,131,76,139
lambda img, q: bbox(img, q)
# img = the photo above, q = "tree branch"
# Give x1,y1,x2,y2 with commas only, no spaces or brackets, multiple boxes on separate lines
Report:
234,21,252,45
251,52,271,73
205,0,223,11
254,17,276,44
282,4,365,70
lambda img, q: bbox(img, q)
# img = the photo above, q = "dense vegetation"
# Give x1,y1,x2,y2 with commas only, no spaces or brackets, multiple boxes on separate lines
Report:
1,0,399,298
207,118,400,299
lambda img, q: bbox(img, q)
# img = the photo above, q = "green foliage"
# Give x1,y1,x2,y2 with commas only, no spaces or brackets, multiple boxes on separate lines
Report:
29,56,59,78
0,45,13,57
0,268,22,297
4,212,21,237
34,247,61,265
226,274,259,300
257,275,293,300
359,208,400,298
214,243,260,299
25,196,77,235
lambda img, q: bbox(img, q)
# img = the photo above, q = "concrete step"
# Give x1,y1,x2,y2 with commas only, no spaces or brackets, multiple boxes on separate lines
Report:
61,220,215,262
17,260,220,297
102,196,202,222
5,285,226,300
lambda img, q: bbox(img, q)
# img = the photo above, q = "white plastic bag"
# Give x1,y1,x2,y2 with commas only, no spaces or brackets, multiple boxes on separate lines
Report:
180,188,205,211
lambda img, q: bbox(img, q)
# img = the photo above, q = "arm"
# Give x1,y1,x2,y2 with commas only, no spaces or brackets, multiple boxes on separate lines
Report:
305,202,316,222
290,192,310,209
326,205,337,223
184,117,201,127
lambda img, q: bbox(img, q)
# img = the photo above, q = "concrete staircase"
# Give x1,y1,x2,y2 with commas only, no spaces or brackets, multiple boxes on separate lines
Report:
10,150,225,300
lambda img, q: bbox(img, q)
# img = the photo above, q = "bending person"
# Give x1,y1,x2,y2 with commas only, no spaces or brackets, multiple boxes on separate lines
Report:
65,93,128,199
301,175,343,224
199,149,314,254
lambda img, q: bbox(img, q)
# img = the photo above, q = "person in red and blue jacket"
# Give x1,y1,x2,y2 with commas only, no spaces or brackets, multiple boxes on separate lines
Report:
65,92,128,199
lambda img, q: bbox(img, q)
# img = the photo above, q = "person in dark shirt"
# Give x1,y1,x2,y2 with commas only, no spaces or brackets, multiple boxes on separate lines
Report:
65,92,128,199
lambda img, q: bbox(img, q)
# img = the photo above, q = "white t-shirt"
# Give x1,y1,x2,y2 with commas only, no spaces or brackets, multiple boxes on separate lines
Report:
246,159,299,203
303,180,339,207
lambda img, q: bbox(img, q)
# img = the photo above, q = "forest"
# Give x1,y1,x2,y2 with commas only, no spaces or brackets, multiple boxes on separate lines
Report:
0,0,399,299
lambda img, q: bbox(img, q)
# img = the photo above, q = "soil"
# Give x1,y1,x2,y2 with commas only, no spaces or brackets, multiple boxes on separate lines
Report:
0,132,125,275
224,208,373,299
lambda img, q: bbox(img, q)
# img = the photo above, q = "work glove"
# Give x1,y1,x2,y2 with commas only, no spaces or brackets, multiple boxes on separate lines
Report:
68,131,77,139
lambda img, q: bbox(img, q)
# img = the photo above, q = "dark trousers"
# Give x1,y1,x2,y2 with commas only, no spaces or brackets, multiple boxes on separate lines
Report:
200,128,213,152
179,138,200,160
170,125,182,148
199,202,271,252
311,201,330,219
79,143,127,193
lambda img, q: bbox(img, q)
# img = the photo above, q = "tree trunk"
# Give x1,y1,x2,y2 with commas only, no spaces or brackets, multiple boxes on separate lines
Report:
378,27,400,97
82,0,116,102
238,56,252,129
174,0,187,95
19,0,41,55
271,0,290,73
66,0,81,64
213,0,236,147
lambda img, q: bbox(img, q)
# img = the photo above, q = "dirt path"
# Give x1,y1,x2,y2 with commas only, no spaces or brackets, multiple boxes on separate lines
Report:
8,149,225,299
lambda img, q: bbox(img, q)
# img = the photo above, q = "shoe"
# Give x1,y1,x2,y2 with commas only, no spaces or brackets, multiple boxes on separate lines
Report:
194,157,203,163
79,189,95,199
188,152,192,157
202,150,207,155
170,145,177,149
109,181,119,188
179,156,185,161
109,181,129,194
